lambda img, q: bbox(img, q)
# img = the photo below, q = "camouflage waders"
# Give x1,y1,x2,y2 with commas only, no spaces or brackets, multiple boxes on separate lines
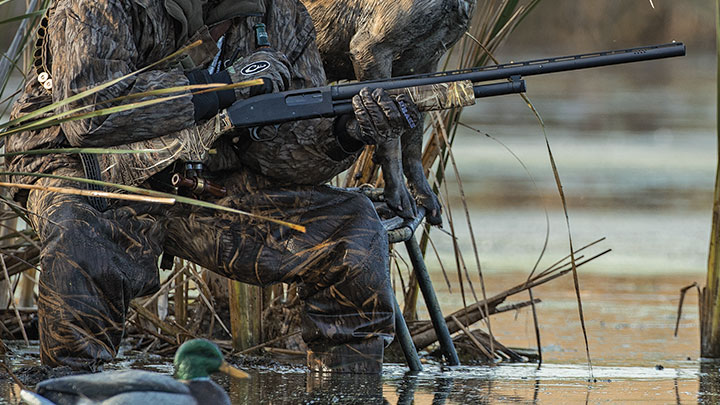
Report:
8,0,395,372
28,163,394,371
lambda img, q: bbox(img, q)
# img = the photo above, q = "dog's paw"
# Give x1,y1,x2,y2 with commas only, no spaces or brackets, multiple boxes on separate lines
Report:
417,190,442,226
384,182,417,220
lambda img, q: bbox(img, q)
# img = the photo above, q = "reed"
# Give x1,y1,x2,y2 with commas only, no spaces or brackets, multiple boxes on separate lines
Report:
700,0,720,358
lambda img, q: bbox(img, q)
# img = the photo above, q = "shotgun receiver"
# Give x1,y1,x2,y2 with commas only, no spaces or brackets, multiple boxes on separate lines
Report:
222,42,686,132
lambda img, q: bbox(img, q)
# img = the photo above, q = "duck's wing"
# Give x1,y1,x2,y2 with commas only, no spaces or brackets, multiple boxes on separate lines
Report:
19,389,57,405
186,379,231,405
35,370,191,404
100,391,198,405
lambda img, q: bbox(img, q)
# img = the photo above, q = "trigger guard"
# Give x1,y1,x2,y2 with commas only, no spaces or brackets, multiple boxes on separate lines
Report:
249,124,280,142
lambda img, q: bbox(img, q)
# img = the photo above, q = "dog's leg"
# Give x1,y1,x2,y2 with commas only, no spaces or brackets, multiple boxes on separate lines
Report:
374,136,417,219
402,58,443,225
402,120,442,225
350,34,417,218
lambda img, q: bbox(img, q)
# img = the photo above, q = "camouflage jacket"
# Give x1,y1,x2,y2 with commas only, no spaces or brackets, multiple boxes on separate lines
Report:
7,0,360,202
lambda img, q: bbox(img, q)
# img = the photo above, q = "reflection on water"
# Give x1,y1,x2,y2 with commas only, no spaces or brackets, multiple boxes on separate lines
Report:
0,361,709,404
0,273,712,404
211,362,714,403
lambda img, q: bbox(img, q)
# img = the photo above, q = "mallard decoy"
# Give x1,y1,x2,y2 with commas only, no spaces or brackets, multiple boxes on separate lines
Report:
20,339,248,405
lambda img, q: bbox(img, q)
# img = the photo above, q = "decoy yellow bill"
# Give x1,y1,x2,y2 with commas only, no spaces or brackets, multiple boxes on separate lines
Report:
219,361,250,379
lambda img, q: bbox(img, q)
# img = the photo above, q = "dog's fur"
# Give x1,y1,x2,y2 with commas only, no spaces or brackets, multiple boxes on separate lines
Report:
302,0,477,223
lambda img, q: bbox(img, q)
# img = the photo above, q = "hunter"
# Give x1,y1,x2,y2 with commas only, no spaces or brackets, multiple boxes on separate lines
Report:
7,0,419,373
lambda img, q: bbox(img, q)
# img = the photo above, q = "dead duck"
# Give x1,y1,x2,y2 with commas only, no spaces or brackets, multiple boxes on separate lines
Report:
20,339,248,405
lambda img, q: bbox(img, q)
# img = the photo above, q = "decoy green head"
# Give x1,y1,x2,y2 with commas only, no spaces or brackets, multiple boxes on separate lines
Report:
173,339,249,381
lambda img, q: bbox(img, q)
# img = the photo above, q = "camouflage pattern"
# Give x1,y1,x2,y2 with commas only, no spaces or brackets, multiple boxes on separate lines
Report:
393,80,476,112
223,13,363,186
163,169,394,373
351,88,420,219
7,0,196,198
8,0,394,371
27,167,166,369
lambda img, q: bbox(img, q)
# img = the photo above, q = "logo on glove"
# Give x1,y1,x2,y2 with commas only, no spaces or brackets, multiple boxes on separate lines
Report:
240,61,271,76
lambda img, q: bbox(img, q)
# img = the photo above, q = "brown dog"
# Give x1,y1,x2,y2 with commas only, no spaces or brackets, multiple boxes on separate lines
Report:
302,0,477,224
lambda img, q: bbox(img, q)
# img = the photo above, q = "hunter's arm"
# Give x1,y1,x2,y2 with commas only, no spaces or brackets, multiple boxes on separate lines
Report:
211,0,363,185
49,0,196,147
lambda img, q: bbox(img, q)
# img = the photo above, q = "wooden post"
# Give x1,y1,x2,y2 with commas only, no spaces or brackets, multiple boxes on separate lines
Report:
175,266,187,328
701,0,720,358
702,165,720,357
229,280,262,350
402,272,420,321
0,280,7,310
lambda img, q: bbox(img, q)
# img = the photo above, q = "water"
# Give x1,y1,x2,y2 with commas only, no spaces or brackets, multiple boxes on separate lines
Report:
0,272,709,403
0,53,716,403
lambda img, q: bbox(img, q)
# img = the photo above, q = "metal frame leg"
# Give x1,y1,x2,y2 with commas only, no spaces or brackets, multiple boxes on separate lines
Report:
405,236,460,366
393,297,422,372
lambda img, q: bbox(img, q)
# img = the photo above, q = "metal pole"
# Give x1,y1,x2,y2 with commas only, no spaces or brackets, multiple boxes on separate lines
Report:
405,236,460,366
393,297,422,372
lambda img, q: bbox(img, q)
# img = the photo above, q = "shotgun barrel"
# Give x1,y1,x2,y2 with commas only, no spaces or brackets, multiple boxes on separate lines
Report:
332,42,686,98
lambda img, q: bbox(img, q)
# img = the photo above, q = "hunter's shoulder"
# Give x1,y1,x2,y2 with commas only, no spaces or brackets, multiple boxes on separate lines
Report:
48,0,173,56
264,0,317,58
53,0,133,15
267,0,315,29
49,0,140,31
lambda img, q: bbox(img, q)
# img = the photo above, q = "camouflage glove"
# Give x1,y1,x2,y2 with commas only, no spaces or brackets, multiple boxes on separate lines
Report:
227,49,292,98
350,87,420,145
185,49,291,121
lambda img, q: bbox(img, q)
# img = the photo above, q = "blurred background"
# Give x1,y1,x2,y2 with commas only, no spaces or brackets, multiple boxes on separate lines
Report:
425,0,716,276
414,0,716,369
